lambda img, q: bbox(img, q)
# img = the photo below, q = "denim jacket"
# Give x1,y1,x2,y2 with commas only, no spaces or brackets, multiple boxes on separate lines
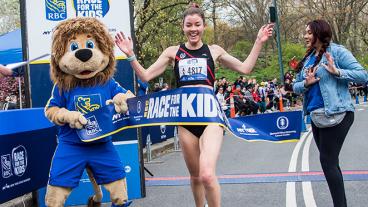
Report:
293,43,368,115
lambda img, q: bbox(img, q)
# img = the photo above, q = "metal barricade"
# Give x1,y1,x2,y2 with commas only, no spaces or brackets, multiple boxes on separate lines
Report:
173,126,181,152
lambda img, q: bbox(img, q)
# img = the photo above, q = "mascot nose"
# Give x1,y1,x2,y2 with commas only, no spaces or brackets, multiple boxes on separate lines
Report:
75,49,93,62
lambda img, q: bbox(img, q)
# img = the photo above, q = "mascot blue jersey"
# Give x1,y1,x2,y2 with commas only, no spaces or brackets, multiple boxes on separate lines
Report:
46,78,127,144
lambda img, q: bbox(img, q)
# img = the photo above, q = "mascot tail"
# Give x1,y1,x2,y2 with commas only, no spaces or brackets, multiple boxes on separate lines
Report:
86,167,103,207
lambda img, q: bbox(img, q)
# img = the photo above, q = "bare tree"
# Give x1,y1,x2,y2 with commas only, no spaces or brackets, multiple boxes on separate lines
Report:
357,4,368,49
277,0,308,43
224,0,272,40
133,0,191,65
211,0,219,42
302,0,368,48
0,0,20,34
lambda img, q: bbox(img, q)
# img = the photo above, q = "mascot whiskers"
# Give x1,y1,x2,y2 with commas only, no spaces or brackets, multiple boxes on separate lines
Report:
45,17,133,207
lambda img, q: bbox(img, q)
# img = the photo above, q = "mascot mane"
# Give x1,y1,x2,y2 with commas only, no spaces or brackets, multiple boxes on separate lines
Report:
50,17,116,91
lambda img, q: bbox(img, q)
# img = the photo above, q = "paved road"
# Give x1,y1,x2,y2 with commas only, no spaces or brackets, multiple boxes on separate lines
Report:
131,102,368,207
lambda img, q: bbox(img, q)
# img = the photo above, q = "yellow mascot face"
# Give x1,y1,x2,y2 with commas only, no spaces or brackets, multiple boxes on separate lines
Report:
50,17,116,91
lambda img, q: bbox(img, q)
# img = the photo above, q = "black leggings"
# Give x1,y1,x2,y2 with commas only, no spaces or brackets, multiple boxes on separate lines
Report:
311,112,354,207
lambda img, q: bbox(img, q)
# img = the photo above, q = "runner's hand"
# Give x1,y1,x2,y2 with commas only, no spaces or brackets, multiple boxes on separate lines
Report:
256,24,274,43
115,31,134,57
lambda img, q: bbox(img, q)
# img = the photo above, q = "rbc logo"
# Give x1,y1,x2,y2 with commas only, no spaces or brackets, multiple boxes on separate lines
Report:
75,95,101,114
45,0,67,21
277,116,289,130
85,115,102,136
1,145,28,178
1,155,12,178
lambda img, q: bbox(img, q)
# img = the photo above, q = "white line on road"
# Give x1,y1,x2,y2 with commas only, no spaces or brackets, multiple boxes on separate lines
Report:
286,129,311,207
301,132,317,207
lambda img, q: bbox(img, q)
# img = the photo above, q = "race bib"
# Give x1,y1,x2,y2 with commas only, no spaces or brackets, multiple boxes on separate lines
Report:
178,58,207,81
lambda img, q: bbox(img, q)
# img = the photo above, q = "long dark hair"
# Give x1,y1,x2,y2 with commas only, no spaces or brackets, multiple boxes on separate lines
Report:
295,19,332,73
182,3,205,24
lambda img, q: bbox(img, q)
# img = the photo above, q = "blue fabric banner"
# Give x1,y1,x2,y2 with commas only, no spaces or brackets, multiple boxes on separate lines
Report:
77,87,302,143
0,108,57,204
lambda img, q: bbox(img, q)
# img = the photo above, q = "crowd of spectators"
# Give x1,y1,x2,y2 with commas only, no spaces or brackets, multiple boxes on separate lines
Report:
141,72,302,117
215,72,300,117
349,82,368,99
0,76,24,110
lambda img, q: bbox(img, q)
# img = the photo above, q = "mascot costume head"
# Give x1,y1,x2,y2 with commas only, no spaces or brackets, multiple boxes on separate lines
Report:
45,17,133,207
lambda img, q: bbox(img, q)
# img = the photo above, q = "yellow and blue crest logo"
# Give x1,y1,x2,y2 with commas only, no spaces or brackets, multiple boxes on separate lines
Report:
73,0,110,18
74,95,101,114
45,0,67,21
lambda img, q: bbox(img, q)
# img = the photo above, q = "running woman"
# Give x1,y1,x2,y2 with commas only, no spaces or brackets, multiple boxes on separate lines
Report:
115,3,273,207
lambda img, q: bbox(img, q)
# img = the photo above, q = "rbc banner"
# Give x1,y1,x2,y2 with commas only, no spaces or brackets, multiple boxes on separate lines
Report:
78,87,302,143
25,0,131,63
0,108,57,203
227,111,302,142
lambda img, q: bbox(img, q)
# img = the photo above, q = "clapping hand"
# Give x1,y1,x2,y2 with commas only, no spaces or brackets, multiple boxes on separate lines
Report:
304,66,320,87
321,52,340,76
256,24,274,43
115,32,134,57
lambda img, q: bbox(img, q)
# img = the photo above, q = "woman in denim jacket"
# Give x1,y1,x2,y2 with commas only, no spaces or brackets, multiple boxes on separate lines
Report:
293,19,368,207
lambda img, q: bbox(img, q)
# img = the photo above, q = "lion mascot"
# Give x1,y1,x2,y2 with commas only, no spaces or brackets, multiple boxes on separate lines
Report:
44,17,133,207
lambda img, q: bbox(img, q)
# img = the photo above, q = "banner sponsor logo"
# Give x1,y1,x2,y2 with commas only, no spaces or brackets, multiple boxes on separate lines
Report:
85,115,102,135
112,113,122,122
45,0,67,21
75,94,101,114
160,125,166,134
73,0,110,18
1,155,12,178
12,146,27,177
236,124,258,135
160,125,167,139
1,146,28,179
277,116,289,130
137,101,142,113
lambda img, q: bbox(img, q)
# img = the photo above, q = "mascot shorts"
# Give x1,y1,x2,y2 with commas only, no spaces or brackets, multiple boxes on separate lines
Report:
48,141,126,188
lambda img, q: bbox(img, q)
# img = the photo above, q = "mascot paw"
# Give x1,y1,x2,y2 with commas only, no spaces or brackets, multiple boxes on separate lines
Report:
57,108,87,129
112,91,135,114
87,196,102,207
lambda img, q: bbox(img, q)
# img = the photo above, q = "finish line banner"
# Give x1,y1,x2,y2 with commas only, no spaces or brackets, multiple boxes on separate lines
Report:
77,87,302,143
